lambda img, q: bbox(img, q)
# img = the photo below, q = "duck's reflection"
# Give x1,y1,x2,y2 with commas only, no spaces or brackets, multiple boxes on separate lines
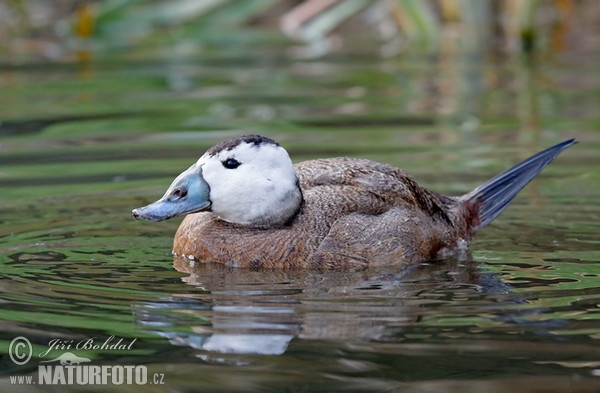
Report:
134,257,510,359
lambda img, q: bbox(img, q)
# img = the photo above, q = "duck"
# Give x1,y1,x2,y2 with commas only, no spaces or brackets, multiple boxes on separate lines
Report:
132,135,575,269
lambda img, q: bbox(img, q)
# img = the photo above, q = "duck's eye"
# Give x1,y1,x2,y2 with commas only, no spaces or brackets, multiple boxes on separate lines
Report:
222,158,241,169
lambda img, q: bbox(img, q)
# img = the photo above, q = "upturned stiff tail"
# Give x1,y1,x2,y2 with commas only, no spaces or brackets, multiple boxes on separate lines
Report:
461,139,576,230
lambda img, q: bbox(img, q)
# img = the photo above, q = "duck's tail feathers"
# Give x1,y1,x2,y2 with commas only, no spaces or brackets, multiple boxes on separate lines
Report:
461,139,576,231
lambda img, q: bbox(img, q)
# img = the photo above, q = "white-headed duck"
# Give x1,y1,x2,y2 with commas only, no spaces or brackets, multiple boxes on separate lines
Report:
132,135,575,269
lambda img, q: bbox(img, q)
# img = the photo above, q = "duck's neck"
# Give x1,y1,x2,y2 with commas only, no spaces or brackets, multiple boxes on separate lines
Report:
213,179,303,229
251,181,303,228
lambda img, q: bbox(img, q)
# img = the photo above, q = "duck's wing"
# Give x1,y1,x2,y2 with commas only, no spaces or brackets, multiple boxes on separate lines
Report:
296,157,453,223
295,157,465,268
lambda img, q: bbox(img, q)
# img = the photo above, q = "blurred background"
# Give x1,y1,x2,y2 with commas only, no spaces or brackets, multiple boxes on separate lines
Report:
1,0,598,136
1,0,598,60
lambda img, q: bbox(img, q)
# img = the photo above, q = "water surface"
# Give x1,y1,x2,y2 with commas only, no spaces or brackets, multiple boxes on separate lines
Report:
1,47,599,392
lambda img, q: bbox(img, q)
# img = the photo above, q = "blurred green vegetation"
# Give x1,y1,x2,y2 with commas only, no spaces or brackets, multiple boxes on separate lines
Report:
0,0,596,62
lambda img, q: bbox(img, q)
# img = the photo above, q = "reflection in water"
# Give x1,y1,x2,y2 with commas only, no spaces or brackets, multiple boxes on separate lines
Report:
133,257,514,361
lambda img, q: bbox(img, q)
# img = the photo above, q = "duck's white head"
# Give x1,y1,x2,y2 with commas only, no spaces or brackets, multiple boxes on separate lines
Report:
132,135,302,228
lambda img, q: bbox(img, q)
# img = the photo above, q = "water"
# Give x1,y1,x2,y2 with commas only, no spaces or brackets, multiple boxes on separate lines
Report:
1,46,599,392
